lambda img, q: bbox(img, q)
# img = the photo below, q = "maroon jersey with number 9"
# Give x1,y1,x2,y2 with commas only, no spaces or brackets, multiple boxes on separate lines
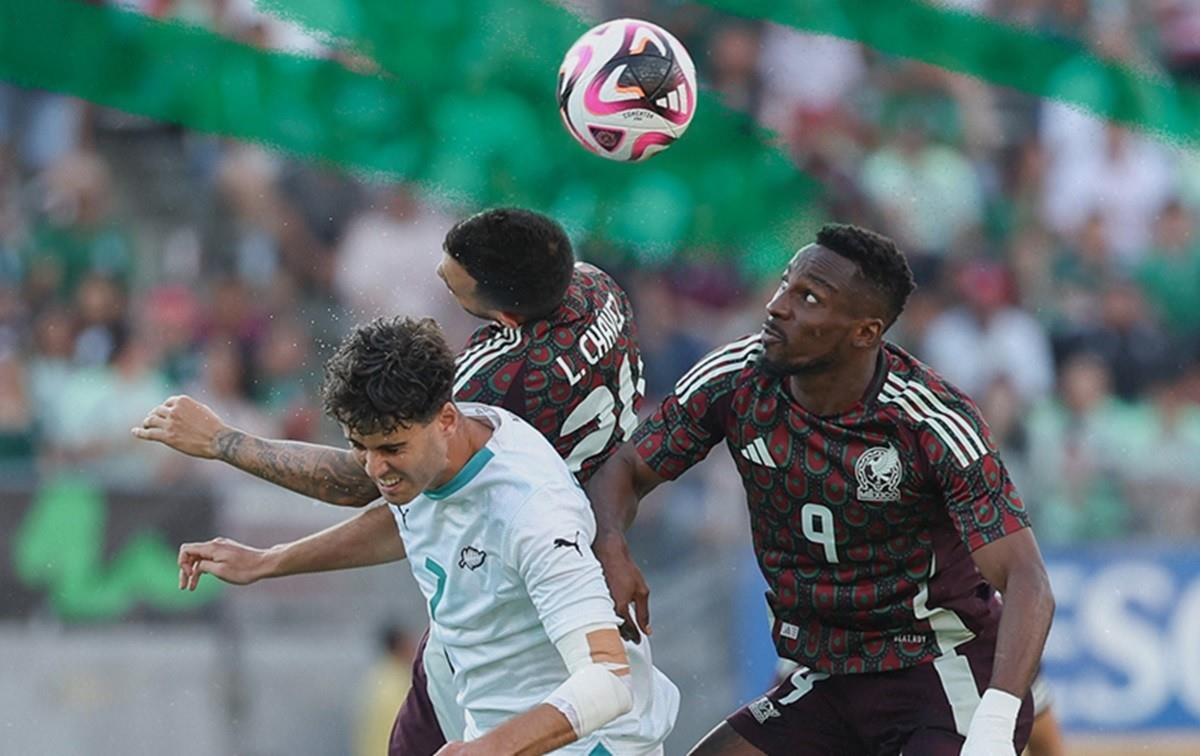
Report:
633,335,1030,675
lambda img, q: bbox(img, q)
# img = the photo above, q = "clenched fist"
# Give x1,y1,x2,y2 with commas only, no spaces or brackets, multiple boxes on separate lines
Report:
132,395,230,459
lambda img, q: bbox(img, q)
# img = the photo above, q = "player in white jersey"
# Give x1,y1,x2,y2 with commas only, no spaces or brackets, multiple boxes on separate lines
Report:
176,316,678,755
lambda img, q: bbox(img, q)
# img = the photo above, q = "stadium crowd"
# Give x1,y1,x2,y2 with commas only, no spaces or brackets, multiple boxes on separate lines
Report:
3,0,1200,555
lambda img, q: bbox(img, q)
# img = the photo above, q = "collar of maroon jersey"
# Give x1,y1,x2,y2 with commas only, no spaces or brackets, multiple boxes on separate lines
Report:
778,348,890,421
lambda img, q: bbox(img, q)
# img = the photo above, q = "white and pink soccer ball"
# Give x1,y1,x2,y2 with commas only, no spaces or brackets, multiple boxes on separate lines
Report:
557,18,698,162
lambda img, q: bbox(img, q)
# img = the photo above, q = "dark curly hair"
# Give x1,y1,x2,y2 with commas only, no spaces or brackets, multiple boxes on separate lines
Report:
816,223,915,326
321,316,455,435
443,208,574,319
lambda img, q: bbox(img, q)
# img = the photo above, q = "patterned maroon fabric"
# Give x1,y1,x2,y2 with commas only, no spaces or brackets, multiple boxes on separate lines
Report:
453,263,643,483
633,337,1030,675
725,628,1035,754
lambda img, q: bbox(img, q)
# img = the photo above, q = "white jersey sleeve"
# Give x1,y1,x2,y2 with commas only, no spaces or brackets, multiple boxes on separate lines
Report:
503,482,621,643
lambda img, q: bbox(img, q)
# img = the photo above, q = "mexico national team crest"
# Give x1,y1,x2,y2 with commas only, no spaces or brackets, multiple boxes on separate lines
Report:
855,445,902,502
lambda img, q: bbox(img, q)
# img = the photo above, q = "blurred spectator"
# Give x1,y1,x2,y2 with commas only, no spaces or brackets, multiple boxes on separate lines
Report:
354,625,415,756
72,273,128,367
142,284,204,388
1057,280,1171,400
1120,361,1200,538
273,163,363,295
1007,224,1058,322
1025,353,1131,544
1041,118,1175,266
629,271,709,401
0,152,27,283
1134,199,1200,339
921,260,1054,403
860,116,984,274
255,316,320,441
756,25,866,148
21,151,134,306
40,328,174,485
1049,212,1112,329
333,184,466,337
0,282,26,354
189,338,267,425
0,85,85,175
0,350,37,475
1155,0,1200,80
202,276,267,349
209,144,284,285
707,22,764,116
27,304,76,425
978,376,1031,495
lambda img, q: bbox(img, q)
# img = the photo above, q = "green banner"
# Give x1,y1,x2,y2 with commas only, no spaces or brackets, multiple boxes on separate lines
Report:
3,478,221,621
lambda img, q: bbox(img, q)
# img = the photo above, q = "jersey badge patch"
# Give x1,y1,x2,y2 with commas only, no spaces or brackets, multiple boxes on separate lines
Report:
458,546,487,570
855,445,902,502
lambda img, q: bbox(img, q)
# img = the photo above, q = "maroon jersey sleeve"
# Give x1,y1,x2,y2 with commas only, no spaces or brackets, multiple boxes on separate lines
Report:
916,387,1031,551
632,334,760,481
452,325,526,414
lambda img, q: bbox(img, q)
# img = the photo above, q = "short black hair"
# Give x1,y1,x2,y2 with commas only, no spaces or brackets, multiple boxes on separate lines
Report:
816,223,915,326
321,316,455,436
443,208,574,319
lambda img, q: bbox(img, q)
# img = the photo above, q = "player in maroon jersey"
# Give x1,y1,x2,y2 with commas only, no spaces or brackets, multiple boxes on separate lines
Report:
133,208,643,756
587,224,1054,755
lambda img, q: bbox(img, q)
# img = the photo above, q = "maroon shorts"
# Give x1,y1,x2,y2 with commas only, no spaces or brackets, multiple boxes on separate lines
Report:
727,632,1034,756
388,628,447,756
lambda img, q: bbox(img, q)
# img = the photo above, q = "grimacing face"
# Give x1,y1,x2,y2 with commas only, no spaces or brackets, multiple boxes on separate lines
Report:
436,253,497,322
759,244,881,376
345,403,456,505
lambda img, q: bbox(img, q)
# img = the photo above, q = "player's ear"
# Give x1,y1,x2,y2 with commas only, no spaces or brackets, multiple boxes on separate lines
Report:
437,402,457,434
494,310,522,329
852,318,884,349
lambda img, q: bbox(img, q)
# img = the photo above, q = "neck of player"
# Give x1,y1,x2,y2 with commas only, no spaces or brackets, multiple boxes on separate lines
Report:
786,348,882,417
433,412,495,489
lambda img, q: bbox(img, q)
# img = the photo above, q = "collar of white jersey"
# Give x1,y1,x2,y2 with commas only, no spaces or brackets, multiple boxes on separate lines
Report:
423,404,502,500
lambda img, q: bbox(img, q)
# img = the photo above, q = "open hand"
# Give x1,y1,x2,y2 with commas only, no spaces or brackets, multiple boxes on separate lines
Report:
178,537,270,591
593,534,651,643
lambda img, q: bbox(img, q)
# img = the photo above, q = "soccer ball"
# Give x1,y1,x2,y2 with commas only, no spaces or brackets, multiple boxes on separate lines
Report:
557,18,698,162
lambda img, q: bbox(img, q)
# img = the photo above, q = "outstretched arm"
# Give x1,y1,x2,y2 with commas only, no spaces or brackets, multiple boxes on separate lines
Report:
585,442,667,642
134,395,379,507
178,504,404,589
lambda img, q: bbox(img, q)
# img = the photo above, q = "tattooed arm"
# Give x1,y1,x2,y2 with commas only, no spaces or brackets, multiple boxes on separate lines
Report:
133,395,379,507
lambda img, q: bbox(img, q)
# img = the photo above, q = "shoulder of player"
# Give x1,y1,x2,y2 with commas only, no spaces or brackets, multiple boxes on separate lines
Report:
569,262,634,312
880,344,984,416
876,344,993,462
497,480,592,552
672,333,764,403
453,325,527,391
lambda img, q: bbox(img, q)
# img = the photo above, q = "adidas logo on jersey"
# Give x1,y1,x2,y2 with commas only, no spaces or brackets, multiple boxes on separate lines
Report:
739,437,778,468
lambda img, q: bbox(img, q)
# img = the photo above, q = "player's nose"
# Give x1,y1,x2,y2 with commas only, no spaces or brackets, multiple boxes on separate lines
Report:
765,292,789,320
364,451,390,479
